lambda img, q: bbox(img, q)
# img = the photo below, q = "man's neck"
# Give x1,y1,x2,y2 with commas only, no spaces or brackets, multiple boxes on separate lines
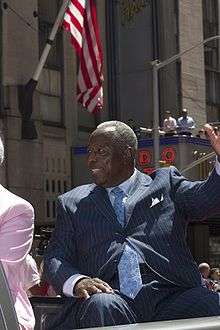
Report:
106,168,135,188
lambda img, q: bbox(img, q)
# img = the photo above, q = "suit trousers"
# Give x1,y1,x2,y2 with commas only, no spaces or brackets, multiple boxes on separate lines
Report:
45,285,220,330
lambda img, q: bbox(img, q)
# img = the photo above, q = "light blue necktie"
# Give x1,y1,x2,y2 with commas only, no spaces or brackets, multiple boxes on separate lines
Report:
111,187,125,226
111,187,142,298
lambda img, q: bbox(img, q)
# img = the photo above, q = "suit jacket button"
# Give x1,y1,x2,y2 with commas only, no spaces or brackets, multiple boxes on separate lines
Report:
115,233,124,243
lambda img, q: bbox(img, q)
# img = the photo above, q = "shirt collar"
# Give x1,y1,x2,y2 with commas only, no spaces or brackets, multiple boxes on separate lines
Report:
106,169,137,196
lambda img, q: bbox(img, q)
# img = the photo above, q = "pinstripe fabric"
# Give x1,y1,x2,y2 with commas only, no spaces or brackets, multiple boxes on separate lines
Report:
44,166,220,328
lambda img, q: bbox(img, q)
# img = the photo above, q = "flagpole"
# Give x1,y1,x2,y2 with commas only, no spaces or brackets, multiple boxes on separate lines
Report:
20,0,70,139
152,60,160,168
33,0,70,81
152,35,220,168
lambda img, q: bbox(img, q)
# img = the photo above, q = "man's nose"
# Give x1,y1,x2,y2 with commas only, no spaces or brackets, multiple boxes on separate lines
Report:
88,150,97,163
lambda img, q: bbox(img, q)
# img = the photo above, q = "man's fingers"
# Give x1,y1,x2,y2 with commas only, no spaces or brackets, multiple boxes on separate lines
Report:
74,277,114,299
79,289,90,300
94,282,114,293
204,124,217,141
89,285,102,293
204,123,213,131
77,284,111,300
204,124,220,159
93,278,114,292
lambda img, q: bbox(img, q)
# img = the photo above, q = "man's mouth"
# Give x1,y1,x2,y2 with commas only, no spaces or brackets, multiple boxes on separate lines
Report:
90,168,102,174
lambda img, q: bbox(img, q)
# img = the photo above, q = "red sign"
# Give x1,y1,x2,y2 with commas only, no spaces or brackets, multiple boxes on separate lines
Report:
138,150,151,166
161,147,176,164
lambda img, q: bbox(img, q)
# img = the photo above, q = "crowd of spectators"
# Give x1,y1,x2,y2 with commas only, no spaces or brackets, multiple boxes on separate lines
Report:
128,109,198,138
128,110,220,140
199,262,220,292
163,108,196,136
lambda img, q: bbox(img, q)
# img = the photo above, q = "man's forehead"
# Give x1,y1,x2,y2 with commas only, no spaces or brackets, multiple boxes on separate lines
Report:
95,126,116,134
88,134,112,147
88,140,111,148
90,127,116,141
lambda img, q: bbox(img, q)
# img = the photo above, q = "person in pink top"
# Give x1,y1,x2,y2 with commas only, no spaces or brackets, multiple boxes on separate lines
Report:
0,136,39,330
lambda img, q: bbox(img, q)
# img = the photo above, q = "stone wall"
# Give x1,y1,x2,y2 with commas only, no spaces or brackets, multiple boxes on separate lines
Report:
179,0,207,130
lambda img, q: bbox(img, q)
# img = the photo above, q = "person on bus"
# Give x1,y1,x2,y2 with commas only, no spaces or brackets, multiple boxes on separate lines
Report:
0,136,38,330
45,121,220,329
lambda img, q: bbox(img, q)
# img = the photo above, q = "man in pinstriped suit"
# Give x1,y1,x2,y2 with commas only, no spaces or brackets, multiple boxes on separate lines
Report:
44,121,220,329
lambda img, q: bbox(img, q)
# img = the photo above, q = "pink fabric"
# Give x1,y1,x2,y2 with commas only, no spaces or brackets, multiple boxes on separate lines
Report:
0,185,37,330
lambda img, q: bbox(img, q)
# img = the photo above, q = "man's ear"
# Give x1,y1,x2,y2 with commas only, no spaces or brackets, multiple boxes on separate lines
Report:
123,146,133,161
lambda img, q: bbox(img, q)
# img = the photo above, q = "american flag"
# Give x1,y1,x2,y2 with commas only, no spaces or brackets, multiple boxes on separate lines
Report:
63,0,103,113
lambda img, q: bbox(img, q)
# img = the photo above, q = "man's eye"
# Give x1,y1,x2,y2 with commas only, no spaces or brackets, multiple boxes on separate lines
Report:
87,148,108,155
98,148,107,155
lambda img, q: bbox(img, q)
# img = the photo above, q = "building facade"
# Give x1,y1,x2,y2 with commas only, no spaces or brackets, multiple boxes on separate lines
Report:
0,0,219,262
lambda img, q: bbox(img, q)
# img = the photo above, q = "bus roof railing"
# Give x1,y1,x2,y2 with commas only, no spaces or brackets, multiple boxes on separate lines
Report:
181,151,215,174
83,316,220,330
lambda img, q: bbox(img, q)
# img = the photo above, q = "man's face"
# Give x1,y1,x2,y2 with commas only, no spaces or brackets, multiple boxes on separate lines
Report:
87,132,130,187
202,268,210,279
182,110,187,118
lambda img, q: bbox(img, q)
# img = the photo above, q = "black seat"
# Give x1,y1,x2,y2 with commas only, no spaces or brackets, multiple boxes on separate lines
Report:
30,296,65,330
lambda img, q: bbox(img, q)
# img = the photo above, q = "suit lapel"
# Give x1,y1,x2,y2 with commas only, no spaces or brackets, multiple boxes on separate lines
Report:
125,170,153,223
90,186,119,227
89,170,153,227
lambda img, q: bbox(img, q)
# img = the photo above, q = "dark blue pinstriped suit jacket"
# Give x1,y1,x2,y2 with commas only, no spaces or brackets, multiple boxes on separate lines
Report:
44,166,220,295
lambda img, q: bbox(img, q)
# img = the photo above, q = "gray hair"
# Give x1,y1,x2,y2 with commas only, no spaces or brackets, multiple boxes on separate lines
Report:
198,263,210,271
0,136,4,165
95,120,138,152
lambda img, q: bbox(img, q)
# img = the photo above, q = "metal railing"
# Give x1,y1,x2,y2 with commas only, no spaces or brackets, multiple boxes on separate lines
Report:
84,316,220,330
180,151,215,174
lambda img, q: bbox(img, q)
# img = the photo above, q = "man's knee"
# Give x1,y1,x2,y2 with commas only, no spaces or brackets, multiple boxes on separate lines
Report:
196,290,220,315
78,293,136,327
154,287,220,322
81,293,120,313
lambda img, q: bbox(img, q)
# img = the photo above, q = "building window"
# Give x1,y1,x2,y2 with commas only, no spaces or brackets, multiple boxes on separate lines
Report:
52,180,55,193
39,20,62,69
46,179,49,192
39,91,62,124
38,0,63,125
203,0,220,107
46,200,50,218
38,0,63,69
52,201,56,218
209,236,220,266
206,70,220,105
43,151,70,224
58,180,61,193
203,0,218,42
209,219,220,266
64,180,67,192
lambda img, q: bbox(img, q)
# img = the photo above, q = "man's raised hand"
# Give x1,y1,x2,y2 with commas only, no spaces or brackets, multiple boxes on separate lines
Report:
204,124,220,160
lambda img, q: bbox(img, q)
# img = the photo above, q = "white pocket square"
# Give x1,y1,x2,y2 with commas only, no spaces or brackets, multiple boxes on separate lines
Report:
150,194,164,208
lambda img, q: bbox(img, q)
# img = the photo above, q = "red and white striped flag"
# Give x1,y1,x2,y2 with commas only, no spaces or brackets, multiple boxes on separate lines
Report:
63,0,103,113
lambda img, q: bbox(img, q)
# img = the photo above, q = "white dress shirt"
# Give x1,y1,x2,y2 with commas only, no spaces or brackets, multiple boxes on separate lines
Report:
177,116,195,131
163,117,177,132
63,162,220,297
